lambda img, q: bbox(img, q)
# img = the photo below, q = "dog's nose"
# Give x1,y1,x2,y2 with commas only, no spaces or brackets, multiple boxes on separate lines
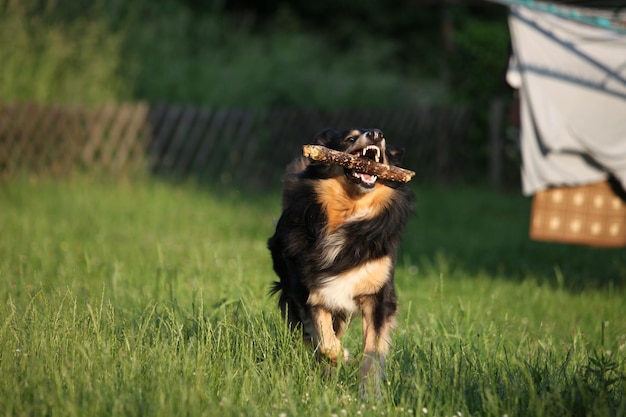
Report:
366,129,383,143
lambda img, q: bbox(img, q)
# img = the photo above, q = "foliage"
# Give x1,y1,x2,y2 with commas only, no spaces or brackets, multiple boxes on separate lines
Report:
444,8,513,183
0,0,433,108
449,7,512,103
0,0,129,103
0,0,511,108
0,178,624,416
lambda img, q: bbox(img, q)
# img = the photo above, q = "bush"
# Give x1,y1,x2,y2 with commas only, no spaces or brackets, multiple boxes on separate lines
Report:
0,0,432,109
0,0,129,104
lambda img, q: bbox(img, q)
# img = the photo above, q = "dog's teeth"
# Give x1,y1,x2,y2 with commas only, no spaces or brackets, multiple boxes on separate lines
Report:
362,146,381,162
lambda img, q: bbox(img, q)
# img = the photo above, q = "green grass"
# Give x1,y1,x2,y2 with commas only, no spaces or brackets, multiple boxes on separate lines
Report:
1,178,625,417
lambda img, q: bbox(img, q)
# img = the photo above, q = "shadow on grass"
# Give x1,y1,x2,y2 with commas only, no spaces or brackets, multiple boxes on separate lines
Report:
399,185,626,292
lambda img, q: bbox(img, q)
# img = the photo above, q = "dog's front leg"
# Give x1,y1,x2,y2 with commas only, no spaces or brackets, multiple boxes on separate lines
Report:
359,296,396,399
310,305,344,364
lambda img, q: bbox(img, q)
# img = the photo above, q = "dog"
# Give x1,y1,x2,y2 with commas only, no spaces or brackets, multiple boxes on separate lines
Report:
268,128,414,395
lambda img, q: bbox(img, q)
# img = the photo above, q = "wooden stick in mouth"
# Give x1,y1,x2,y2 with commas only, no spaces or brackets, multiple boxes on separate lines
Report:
302,144,415,183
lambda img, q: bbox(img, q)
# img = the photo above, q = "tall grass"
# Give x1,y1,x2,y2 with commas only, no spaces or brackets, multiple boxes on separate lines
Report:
0,178,624,416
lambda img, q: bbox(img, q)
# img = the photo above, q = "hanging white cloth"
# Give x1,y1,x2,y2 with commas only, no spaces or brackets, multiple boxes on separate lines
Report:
506,5,626,195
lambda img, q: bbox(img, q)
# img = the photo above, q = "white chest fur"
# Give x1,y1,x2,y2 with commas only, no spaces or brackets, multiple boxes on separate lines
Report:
308,256,392,312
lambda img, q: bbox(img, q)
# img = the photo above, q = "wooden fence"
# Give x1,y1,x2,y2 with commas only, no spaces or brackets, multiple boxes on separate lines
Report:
0,102,471,186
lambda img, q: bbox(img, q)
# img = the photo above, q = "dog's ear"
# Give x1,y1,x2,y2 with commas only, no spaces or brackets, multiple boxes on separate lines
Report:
386,146,406,166
313,128,339,146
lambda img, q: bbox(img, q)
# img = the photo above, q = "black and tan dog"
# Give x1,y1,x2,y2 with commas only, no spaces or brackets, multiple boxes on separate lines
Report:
268,128,413,395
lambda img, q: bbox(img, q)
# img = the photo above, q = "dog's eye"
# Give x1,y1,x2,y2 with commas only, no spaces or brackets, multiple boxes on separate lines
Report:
345,136,357,143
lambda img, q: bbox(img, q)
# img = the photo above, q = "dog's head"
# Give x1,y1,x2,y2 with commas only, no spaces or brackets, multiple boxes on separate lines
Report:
313,128,405,191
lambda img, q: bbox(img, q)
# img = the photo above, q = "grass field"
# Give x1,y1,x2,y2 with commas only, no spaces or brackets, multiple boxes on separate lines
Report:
1,178,624,417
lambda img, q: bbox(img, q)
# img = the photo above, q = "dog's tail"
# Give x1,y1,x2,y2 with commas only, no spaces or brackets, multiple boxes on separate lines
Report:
271,285,309,339
268,281,282,296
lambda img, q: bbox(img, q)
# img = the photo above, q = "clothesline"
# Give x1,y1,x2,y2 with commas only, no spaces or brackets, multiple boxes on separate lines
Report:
487,0,626,33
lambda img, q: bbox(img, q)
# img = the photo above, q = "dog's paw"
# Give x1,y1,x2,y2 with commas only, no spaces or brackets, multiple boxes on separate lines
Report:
342,347,351,362
359,377,383,401
318,345,350,365
359,358,385,401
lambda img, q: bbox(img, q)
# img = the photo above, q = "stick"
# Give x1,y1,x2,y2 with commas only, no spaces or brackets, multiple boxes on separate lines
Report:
302,144,415,183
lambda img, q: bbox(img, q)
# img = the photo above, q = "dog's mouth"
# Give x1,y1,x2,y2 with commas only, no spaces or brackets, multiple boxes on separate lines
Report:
345,145,382,189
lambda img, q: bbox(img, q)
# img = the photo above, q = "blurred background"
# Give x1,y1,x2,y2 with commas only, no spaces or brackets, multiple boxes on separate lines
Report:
0,0,521,187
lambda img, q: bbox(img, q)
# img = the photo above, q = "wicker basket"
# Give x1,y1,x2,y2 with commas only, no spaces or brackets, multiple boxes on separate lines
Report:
530,180,626,247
